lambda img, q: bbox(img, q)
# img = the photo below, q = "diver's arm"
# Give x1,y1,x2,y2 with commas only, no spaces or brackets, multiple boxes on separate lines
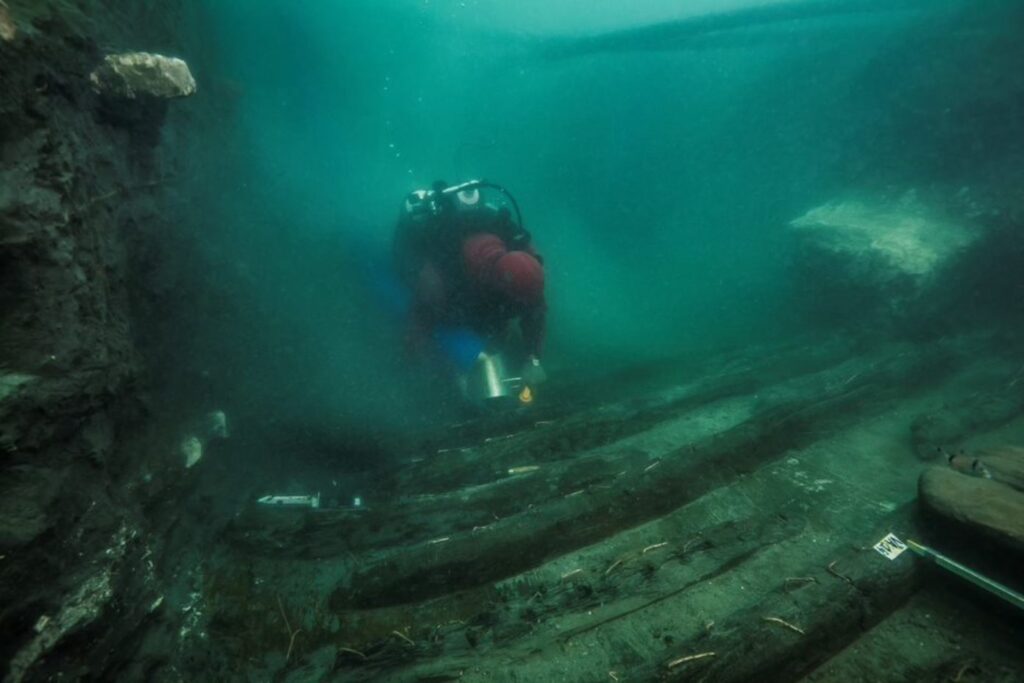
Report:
404,262,446,357
520,300,547,360
520,303,548,386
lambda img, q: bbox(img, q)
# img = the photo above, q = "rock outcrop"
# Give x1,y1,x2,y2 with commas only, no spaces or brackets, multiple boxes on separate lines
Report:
89,52,196,100
919,464,1024,554
788,191,983,327
791,193,979,285
88,51,196,141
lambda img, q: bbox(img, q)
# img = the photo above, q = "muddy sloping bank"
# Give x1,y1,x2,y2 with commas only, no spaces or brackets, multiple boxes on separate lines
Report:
0,3,196,681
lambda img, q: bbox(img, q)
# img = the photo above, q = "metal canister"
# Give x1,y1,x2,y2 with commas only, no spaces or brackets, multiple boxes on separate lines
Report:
468,352,521,401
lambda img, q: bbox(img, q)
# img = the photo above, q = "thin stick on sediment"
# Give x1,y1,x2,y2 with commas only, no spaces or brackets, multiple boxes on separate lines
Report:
277,595,302,662
667,651,716,668
763,616,805,635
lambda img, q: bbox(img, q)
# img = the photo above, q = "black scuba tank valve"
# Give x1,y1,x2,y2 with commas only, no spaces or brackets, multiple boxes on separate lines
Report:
439,179,525,236
404,179,530,247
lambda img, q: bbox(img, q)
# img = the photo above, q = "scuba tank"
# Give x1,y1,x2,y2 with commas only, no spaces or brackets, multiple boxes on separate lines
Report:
400,179,531,250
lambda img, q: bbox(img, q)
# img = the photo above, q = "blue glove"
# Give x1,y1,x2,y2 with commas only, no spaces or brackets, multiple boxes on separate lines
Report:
434,327,485,371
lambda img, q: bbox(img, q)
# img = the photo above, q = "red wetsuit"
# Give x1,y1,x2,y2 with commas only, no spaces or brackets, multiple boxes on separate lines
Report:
393,201,547,359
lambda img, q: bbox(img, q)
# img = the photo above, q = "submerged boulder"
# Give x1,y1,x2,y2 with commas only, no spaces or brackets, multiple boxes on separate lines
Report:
89,52,196,100
90,52,196,145
918,465,1024,554
791,192,978,281
788,191,982,326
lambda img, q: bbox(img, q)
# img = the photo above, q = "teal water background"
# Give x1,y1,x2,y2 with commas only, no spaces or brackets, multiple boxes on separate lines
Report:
167,0,1021,431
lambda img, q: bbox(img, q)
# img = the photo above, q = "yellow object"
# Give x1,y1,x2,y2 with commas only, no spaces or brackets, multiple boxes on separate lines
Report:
519,386,533,404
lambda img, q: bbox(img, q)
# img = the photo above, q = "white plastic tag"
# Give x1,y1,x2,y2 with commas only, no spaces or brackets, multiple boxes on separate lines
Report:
873,533,908,560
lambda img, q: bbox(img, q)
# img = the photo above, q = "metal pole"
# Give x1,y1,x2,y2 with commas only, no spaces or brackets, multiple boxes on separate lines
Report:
907,539,1024,611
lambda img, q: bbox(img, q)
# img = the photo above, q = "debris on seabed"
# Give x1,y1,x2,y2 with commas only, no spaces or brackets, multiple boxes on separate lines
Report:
486,433,518,443
763,616,806,635
0,1,16,42
205,410,229,438
392,629,415,646
667,651,716,668
181,436,203,468
784,576,818,591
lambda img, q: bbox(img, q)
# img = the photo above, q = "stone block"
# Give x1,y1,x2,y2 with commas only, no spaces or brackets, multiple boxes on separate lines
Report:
89,52,196,100
919,466,1024,553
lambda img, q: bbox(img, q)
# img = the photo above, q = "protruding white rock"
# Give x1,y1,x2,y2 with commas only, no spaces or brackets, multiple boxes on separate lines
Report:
33,615,50,634
790,192,978,285
181,436,203,469
89,52,197,100
0,1,17,42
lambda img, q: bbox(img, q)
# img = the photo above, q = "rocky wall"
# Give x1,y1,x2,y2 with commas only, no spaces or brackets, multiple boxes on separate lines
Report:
0,3,193,680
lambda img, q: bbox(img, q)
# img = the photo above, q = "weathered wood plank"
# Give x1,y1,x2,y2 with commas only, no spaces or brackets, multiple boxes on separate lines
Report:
333,345,953,608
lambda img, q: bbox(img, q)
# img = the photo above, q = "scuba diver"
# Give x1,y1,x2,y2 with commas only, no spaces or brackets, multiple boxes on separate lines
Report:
393,180,547,405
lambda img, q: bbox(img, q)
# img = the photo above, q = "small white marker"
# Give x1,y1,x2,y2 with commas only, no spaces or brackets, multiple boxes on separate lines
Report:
873,532,908,560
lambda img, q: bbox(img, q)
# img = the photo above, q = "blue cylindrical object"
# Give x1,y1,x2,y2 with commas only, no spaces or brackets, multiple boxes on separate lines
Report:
434,327,485,371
